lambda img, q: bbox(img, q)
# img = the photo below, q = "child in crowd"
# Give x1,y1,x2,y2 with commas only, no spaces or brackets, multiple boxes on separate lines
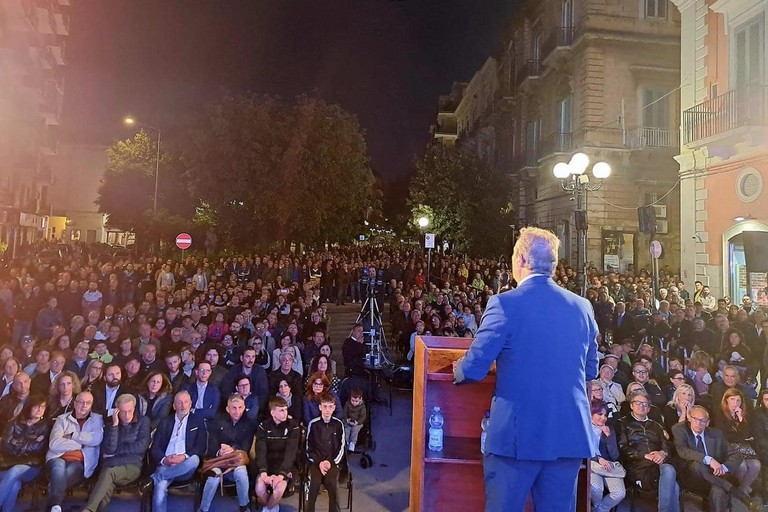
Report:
306,393,345,512
343,388,367,452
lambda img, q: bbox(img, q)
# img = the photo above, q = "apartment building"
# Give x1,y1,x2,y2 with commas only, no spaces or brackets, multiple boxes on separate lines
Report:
0,0,69,251
673,0,768,305
432,58,499,149
496,0,682,275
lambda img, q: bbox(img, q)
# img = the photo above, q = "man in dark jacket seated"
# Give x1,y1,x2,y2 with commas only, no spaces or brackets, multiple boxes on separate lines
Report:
148,390,207,512
83,393,151,512
255,396,301,512
618,391,680,512
198,393,256,512
672,405,760,512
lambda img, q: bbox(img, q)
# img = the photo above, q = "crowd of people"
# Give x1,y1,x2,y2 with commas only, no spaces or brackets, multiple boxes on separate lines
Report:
0,244,422,512
0,241,529,512
1,240,766,512
578,273,768,512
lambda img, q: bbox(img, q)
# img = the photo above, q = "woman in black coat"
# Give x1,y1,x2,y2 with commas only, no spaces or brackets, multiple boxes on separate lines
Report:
0,395,50,512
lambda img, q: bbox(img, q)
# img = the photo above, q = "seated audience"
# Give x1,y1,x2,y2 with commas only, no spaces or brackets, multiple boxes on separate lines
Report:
45,390,104,512
589,400,625,512
256,396,301,512
713,388,762,496
305,393,346,512
617,390,680,512
83,393,150,512
198,393,255,512
304,371,343,423
137,371,173,430
662,383,695,438
0,395,49,512
148,390,207,512
672,405,760,512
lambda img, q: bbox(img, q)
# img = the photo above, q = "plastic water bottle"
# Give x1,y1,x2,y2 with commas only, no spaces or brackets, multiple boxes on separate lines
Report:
480,410,491,455
428,406,444,452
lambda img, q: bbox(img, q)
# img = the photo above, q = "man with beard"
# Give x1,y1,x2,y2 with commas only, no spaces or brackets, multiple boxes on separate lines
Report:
92,363,132,419
221,347,269,410
164,351,189,392
228,320,251,348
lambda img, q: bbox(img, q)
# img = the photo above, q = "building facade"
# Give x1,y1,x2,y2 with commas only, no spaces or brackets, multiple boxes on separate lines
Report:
494,0,682,276
0,0,69,251
48,142,129,245
432,58,500,158
673,0,768,306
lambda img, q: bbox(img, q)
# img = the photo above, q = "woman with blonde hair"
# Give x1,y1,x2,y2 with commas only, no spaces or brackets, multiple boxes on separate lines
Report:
662,383,695,436
46,370,80,422
80,359,104,393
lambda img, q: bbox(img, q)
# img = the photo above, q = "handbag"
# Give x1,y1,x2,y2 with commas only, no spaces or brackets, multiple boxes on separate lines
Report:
199,449,249,475
590,459,626,478
728,442,758,459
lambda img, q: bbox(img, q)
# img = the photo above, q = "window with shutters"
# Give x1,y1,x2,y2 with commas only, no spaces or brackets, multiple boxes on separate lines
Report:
641,87,671,129
734,16,765,87
643,0,668,19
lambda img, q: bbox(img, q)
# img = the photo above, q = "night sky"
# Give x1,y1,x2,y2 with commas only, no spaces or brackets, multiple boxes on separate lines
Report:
65,0,516,180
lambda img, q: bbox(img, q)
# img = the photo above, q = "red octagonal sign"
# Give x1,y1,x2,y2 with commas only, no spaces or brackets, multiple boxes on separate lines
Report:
176,232,192,250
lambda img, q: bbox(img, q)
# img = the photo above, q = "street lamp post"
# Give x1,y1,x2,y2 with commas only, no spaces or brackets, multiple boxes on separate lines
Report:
417,216,432,288
552,153,612,297
124,117,161,214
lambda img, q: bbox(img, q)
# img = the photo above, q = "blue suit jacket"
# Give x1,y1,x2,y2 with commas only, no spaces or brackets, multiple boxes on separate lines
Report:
150,412,208,467
455,275,599,460
183,382,221,422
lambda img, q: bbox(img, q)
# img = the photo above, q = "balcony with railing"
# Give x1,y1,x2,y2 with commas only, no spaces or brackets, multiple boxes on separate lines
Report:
512,146,539,171
515,60,541,87
542,27,576,64
539,132,573,157
683,85,768,146
625,126,679,149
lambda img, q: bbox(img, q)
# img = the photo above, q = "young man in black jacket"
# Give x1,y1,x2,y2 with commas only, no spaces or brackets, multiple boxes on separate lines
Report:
255,396,301,512
305,393,345,512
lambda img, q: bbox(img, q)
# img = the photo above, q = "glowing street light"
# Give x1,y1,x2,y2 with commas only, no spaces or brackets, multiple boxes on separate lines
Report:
418,216,430,228
552,155,612,297
123,116,161,214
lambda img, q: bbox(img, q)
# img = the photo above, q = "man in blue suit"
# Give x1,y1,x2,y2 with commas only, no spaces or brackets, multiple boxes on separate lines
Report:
183,361,221,422
454,227,599,512
148,390,208,512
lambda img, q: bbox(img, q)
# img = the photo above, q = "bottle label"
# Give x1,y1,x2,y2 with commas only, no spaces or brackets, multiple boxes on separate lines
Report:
428,427,443,450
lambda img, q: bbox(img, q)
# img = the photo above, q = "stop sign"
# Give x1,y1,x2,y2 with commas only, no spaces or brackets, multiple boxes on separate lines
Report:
176,232,192,250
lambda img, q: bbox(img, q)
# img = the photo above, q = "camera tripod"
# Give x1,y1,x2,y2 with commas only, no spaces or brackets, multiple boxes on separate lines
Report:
355,288,390,368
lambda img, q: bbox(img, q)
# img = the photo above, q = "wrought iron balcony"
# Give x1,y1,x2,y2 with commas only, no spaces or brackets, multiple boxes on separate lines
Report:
683,85,768,145
540,132,573,157
512,146,539,170
625,127,679,149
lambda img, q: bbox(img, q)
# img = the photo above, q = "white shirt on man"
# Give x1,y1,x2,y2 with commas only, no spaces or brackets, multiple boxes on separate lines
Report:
195,382,207,410
164,413,189,458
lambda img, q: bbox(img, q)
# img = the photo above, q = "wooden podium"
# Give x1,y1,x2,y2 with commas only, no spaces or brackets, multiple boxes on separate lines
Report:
409,335,591,511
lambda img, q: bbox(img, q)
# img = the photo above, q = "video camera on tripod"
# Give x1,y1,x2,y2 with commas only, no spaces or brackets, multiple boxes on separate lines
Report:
359,266,384,296
356,265,389,369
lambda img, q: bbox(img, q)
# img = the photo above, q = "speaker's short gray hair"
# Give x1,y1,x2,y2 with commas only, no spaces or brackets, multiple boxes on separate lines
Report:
513,227,559,275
